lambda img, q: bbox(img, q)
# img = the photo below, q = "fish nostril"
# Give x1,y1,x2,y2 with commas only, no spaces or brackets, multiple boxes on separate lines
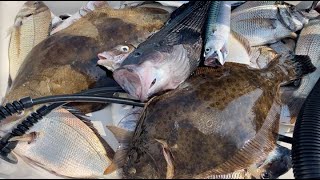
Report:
149,78,156,89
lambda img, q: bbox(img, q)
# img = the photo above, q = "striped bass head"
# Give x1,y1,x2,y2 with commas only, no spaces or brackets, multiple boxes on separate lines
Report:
113,44,194,102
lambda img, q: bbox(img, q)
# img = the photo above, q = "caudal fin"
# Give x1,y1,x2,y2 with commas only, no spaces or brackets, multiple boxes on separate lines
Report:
288,55,316,80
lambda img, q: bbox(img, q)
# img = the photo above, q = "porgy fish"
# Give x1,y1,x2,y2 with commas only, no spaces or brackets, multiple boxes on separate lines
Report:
281,19,320,123
8,1,52,82
2,6,170,125
113,1,212,102
121,55,315,179
230,3,308,46
10,107,118,178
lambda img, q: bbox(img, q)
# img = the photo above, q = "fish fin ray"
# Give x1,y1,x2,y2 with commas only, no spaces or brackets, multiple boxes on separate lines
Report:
155,139,175,179
104,148,128,175
290,55,316,79
285,97,306,124
106,125,134,143
63,105,115,157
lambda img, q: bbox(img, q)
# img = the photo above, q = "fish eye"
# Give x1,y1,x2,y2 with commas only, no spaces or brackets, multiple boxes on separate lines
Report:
261,172,270,179
128,167,136,175
205,48,211,53
121,46,129,52
25,13,33,18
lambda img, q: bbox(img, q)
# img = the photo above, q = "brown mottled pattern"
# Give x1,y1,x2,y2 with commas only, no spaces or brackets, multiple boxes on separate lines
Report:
123,60,301,179
2,7,169,122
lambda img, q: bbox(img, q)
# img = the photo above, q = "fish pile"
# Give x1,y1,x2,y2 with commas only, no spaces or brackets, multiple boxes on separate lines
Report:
120,54,314,178
1,1,320,179
2,1,170,128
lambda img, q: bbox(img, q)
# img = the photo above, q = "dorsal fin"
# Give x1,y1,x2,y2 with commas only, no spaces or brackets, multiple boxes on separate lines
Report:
63,105,115,157
106,125,134,143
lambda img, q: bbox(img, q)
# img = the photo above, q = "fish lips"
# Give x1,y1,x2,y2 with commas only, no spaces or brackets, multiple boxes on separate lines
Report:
204,56,223,67
113,65,154,102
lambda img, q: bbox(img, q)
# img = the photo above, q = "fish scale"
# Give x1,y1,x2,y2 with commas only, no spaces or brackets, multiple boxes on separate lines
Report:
283,19,320,123
3,6,170,126
123,55,315,179
230,2,308,47
13,108,117,178
205,2,223,35
113,1,211,102
8,1,52,82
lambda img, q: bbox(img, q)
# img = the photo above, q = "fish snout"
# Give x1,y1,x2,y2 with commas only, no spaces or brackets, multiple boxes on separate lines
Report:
204,50,226,67
97,52,117,71
113,65,156,102
98,52,114,62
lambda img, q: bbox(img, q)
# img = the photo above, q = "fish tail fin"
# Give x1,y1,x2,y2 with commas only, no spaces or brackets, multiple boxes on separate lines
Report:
276,55,316,84
284,97,306,124
104,147,128,175
289,55,316,79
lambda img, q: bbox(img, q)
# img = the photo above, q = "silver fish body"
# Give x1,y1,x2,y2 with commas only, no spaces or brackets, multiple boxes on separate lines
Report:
8,1,52,82
282,19,320,122
12,107,118,178
220,32,277,69
204,1,231,66
232,1,277,13
231,3,308,46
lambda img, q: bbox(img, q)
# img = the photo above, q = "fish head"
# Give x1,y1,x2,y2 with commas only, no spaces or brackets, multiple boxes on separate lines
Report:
113,44,192,102
17,1,49,19
122,139,167,179
252,145,292,179
279,7,308,31
123,153,160,179
97,44,135,72
204,38,228,67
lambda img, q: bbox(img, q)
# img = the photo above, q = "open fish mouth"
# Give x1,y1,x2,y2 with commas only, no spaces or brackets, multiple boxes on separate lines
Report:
204,57,222,67
113,68,144,101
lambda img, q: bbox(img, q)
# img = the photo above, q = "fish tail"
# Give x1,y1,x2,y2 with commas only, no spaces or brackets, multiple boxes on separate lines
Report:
289,55,316,80
273,55,316,84
285,97,306,124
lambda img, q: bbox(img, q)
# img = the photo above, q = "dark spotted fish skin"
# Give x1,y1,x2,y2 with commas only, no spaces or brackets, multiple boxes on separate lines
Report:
122,55,315,179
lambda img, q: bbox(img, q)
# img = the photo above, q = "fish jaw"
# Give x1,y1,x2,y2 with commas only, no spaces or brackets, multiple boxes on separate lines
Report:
97,45,135,72
114,46,191,102
97,51,118,72
113,62,165,102
204,38,228,66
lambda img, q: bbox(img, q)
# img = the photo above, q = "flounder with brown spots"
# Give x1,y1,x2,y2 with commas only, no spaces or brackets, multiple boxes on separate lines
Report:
121,55,315,179
2,5,170,125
